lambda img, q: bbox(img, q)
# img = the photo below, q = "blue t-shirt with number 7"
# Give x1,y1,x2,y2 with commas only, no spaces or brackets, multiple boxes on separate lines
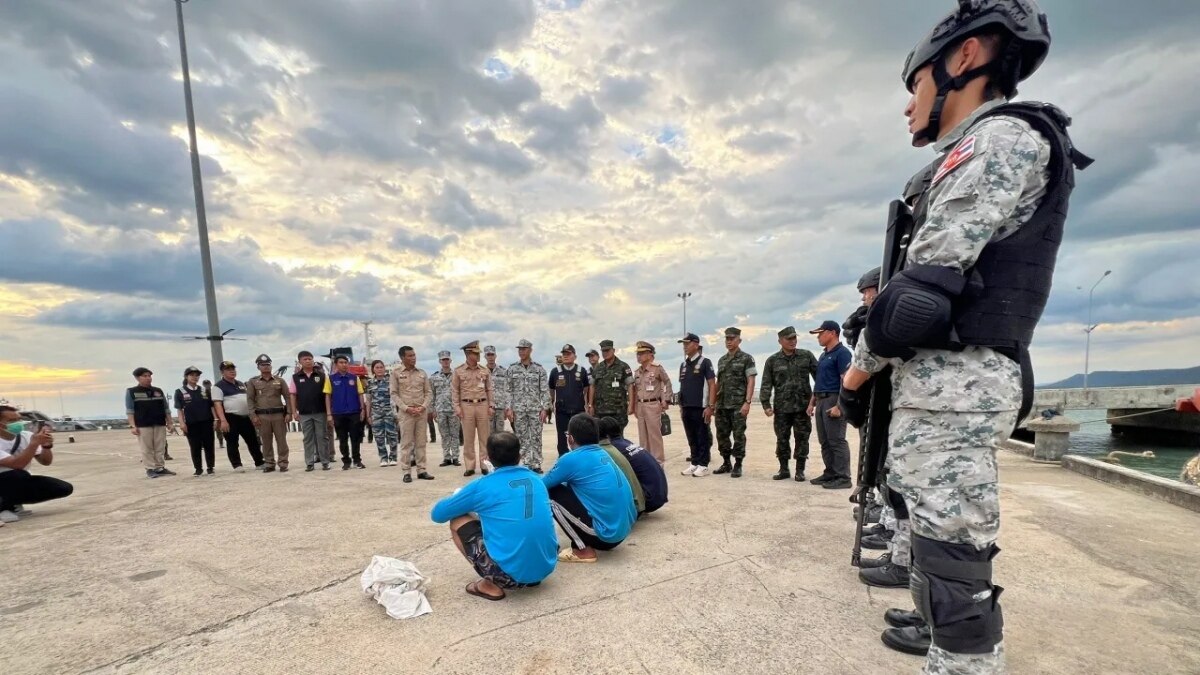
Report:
431,465,558,584
542,443,636,543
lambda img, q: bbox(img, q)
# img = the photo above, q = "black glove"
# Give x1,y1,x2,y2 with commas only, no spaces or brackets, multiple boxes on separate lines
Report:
839,384,869,429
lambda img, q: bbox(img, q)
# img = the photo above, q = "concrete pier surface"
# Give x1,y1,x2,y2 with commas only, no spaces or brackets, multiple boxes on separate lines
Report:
3,410,1198,675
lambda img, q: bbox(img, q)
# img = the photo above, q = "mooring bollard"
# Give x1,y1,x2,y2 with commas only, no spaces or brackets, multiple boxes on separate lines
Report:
1025,416,1081,461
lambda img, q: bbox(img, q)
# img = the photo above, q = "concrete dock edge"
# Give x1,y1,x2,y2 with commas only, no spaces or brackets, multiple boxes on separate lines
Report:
1061,454,1200,513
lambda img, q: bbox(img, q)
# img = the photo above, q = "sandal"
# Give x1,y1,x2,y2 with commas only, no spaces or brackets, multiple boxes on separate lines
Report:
465,581,505,601
557,549,598,563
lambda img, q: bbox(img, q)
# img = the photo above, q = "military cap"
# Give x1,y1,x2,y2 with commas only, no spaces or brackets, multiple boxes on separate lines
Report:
516,339,533,349
585,349,599,357
255,353,272,365
809,320,841,335
132,367,153,377
219,360,237,371
438,350,451,359
778,326,798,338
183,365,202,376
561,343,576,354
462,340,481,354
857,267,881,292
677,333,700,344
483,345,496,355
635,341,655,354
599,339,615,350
724,327,742,337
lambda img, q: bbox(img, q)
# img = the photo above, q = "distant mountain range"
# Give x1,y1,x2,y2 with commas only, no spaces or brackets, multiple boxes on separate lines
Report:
1039,366,1200,389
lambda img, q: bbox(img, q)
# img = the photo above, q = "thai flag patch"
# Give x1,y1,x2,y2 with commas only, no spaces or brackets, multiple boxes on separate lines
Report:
932,135,976,186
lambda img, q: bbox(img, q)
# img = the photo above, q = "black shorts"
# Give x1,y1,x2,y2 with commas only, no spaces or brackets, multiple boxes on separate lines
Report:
456,520,534,590
548,484,623,552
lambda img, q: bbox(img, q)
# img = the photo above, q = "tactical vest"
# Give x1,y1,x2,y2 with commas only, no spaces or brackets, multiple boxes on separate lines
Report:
909,101,1092,353
292,371,326,415
128,385,168,428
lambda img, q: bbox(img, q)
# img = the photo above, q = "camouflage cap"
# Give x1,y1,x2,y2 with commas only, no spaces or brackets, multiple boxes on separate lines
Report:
483,345,497,355
561,343,576,354
255,353,272,365
724,327,742,337
635,341,655,353
461,340,481,354
777,326,797,338
438,350,451,359
599,339,615,350
516,339,533,349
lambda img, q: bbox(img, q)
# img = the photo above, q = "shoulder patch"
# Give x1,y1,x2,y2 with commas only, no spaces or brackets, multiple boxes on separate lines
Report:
932,135,976,186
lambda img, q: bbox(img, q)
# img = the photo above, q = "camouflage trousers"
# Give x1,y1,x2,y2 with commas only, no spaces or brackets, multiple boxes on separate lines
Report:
436,411,461,462
489,409,508,435
512,410,544,470
772,410,811,463
887,407,1014,675
714,408,747,460
370,413,398,461
595,410,628,435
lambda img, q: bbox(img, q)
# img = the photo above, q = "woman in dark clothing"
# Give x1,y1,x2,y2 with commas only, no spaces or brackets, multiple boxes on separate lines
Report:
176,367,217,476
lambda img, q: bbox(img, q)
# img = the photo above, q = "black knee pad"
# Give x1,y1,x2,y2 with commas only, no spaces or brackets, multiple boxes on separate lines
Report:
881,483,909,518
910,534,1004,654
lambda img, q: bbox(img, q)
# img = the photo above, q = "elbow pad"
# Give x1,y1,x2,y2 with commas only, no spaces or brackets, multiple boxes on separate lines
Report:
865,265,967,360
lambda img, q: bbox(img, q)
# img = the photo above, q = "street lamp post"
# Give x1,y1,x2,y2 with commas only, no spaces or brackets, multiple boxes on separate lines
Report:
677,292,692,335
174,0,224,377
1081,270,1112,392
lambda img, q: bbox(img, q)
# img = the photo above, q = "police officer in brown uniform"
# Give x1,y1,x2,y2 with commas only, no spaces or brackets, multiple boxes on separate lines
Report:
247,354,291,472
452,340,494,477
630,341,673,466
390,346,434,483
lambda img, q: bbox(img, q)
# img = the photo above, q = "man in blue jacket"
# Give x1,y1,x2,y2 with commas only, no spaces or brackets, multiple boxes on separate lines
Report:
599,416,668,515
543,414,636,563
431,431,558,600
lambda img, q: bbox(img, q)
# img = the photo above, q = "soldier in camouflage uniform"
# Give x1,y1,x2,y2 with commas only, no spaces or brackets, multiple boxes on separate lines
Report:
714,327,756,478
590,339,633,434
429,350,461,467
365,360,398,466
842,2,1089,671
759,326,818,482
484,345,510,435
506,339,550,472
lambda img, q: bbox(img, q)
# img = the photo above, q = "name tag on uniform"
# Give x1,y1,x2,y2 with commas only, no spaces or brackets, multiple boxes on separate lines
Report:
611,380,619,388
557,375,566,387
645,384,654,391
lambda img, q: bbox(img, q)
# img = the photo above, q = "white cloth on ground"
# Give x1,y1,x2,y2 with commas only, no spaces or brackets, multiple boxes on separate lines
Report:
360,555,432,619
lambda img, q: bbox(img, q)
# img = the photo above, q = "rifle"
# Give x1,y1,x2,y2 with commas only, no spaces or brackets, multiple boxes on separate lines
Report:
851,199,912,567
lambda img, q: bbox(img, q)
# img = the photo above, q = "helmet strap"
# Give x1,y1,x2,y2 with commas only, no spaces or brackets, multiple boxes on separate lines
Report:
911,56,995,147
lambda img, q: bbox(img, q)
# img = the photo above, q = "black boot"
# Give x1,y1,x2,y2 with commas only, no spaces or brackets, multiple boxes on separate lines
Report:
713,459,733,475
730,459,743,478
861,523,887,537
880,625,931,656
858,552,892,569
861,531,893,550
884,608,926,629
793,460,805,482
858,562,910,588
772,459,790,480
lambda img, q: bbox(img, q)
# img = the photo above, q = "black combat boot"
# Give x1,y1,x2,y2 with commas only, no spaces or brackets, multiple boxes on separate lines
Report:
793,460,805,482
861,531,893,550
713,459,733,475
883,608,925,629
772,459,790,480
858,552,892,569
730,459,743,478
880,624,931,656
858,562,910,588
861,523,887,537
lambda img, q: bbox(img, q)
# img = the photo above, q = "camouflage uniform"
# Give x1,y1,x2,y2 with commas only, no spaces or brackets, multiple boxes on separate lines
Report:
715,349,757,461
854,100,1049,673
488,362,510,435
592,355,634,433
759,347,818,468
365,375,398,462
507,359,550,470
429,367,460,463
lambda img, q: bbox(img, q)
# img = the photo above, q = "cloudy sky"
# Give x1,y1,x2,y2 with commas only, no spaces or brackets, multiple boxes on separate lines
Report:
2,0,1198,416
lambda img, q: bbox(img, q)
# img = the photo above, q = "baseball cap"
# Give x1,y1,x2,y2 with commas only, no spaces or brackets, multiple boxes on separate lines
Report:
809,320,841,335
585,349,599,357
561,344,576,354
677,333,700,344
183,365,202,376
219,361,237,370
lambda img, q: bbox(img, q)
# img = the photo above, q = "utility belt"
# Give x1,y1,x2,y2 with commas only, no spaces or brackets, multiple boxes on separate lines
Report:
638,398,662,404
814,392,837,399
255,407,287,415
460,398,487,404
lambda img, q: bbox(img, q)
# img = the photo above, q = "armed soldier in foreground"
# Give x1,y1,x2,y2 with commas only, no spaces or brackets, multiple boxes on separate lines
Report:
839,1,1091,671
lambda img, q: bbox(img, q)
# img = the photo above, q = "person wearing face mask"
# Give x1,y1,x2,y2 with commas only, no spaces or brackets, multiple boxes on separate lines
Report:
0,405,73,525
175,366,217,476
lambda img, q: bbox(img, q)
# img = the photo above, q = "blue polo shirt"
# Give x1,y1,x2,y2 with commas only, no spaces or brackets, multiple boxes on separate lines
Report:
611,438,669,513
815,343,852,393
430,465,558,584
543,443,635,543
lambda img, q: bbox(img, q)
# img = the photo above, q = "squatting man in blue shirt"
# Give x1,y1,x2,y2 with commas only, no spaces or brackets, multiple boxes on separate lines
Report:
431,431,558,601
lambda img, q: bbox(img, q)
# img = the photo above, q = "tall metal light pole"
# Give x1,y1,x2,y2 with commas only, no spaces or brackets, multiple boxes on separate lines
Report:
174,0,224,376
1081,269,1111,391
677,292,692,335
